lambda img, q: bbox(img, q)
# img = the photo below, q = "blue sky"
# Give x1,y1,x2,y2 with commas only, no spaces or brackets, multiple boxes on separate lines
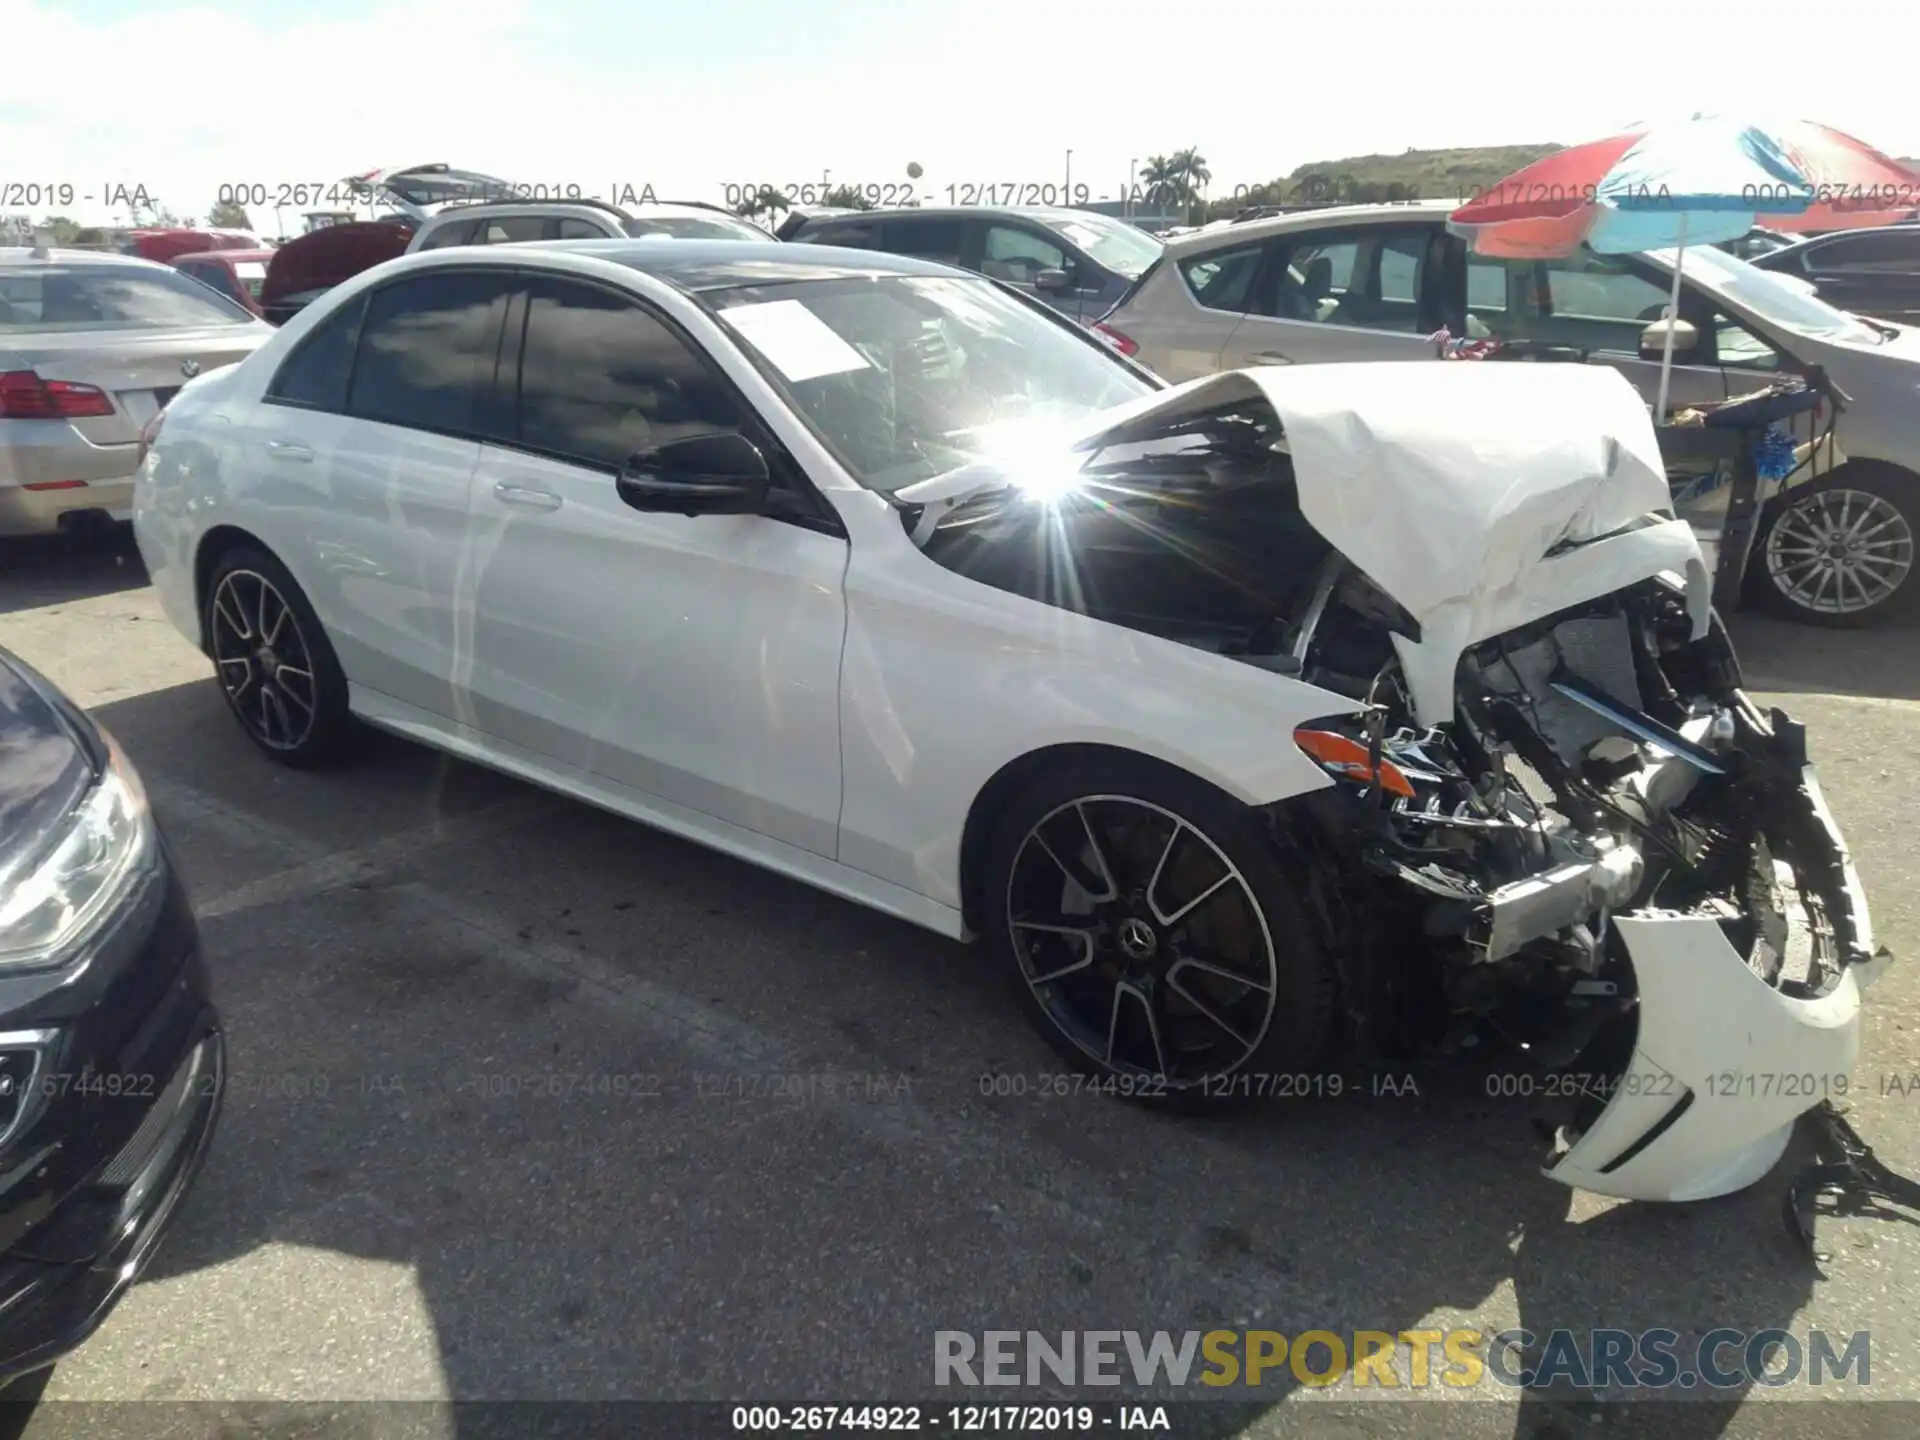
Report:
5,0,1915,228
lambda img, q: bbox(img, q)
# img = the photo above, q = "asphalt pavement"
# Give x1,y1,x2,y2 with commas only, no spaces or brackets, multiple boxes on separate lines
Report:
2,529,1918,1439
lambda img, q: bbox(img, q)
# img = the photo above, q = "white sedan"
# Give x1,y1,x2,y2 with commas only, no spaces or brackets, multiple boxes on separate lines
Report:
134,237,1889,1204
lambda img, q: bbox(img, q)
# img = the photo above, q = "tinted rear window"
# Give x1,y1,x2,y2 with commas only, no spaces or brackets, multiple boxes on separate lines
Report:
266,292,366,412
346,271,514,437
0,265,255,330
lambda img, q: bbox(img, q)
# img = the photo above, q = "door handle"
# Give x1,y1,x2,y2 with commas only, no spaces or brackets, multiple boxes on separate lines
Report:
1252,351,1293,365
493,482,562,512
265,439,314,461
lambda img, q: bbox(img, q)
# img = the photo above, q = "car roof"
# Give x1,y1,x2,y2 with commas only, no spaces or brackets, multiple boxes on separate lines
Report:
1760,224,1920,260
0,246,171,270
416,238,961,291
425,199,751,225
790,206,1122,228
1157,199,1458,255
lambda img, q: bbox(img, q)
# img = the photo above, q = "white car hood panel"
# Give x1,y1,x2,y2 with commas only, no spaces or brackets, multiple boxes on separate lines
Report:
1063,363,1712,726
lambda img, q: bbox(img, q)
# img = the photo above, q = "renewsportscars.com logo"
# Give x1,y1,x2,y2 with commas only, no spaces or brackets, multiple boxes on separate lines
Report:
933,1328,1871,1391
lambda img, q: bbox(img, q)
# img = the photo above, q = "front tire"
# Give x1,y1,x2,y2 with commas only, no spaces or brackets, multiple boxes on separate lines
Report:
203,545,354,767
981,755,1335,1109
1749,466,1918,627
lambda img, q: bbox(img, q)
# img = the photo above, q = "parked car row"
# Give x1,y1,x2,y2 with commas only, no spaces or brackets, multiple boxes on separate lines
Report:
9,180,1920,625
1090,200,1920,626
0,208,1904,1388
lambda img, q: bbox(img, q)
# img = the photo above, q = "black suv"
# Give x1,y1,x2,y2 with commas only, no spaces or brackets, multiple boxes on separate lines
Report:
779,207,1163,325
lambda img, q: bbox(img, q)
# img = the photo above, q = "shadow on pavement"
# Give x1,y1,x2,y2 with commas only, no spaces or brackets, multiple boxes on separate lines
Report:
0,529,150,618
1728,608,1920,704
0,673,1828,1440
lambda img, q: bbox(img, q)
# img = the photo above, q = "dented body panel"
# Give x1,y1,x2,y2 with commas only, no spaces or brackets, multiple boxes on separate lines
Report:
911,362,1891,1204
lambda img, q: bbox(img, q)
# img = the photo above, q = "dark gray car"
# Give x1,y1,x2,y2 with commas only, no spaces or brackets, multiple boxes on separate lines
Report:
780,207,1163,324
1751,225,1920,326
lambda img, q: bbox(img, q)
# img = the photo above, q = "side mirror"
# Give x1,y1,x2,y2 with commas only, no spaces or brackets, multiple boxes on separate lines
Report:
1033,267,1073,291
1640,317,1699,362
616,432,771,517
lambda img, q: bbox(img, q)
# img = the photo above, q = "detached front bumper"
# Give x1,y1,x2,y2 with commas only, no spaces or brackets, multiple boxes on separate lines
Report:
1546,765,1892,1203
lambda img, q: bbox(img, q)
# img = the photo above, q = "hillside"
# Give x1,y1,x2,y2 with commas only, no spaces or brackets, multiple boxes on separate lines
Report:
1201,143,1563,219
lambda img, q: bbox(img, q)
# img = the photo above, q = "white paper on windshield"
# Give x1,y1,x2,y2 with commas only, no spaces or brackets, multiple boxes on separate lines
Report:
234,262,267,280
721,300,872,382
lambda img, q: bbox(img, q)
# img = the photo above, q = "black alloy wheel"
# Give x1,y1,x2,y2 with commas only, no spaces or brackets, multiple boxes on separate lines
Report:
984,756,1334,1106
204,545,354,766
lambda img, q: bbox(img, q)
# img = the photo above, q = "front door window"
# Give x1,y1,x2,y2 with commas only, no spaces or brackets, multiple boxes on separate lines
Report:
980,225,1067,285
1474,248,1673,353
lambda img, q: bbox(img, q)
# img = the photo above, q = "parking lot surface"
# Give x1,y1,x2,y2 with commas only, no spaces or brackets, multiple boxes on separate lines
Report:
2,530,1918,1438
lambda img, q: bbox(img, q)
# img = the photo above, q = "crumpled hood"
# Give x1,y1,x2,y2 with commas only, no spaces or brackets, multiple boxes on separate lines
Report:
1063,362,1712,725
1247,362,1673,616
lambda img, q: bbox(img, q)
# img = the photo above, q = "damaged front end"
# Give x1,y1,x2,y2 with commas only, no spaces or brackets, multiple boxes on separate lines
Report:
909,363,1894,1203
1284,579,1891,1201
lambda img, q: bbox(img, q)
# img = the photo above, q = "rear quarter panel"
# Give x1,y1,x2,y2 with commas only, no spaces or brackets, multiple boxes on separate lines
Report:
133,364,254,646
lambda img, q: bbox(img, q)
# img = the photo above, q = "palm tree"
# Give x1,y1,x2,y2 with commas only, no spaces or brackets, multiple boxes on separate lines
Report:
1138,155,1184,215
821,185,875,211
1169,147,1211,222
735,185,790,231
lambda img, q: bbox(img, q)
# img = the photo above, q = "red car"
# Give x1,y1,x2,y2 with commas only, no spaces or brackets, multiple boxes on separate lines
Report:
169,249,276,317
119,229,261,265
258,220,413,325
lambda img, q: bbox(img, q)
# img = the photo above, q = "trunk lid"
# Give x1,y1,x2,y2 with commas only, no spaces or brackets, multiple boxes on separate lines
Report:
262,221,412,318
344,164,518,222
1,326,269,444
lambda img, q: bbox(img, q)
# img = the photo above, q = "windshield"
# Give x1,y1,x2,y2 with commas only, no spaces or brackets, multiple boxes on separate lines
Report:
0,264,256,330
623,214,767,242
1659,244,1883,346
1046,214,1164,280
709,274,1154,493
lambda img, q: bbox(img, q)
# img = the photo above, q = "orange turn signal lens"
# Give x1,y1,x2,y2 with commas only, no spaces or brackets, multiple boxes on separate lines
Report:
1292,728,1416,799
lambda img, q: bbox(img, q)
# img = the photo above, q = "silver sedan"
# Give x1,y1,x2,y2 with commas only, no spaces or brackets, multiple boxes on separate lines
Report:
1,248,274,538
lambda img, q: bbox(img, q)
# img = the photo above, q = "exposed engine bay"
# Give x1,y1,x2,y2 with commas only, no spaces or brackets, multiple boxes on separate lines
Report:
908,384,1891,1201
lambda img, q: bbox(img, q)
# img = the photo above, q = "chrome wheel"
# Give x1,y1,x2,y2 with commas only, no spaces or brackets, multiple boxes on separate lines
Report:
1004,795,1279,1088
1765,487,1915,617
209,569,318,751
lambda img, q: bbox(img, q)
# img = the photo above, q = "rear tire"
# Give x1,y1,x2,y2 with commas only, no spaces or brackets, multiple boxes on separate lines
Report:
981,754,1335,1111
1748,466,1918,627
202,545,354,768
